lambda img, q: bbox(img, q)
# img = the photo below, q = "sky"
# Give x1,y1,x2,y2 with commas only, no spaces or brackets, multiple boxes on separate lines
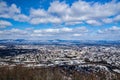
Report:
0,0,120,40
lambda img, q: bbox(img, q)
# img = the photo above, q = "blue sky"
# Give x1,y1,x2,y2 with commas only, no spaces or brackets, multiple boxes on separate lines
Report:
0,0,120,40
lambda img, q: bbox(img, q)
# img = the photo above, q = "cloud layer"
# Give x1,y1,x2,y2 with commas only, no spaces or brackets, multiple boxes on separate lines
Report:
0,26,120,40
0,27,89,40
0,20,12,28
29,0,120,25
0,0,120,40
0,0,120,26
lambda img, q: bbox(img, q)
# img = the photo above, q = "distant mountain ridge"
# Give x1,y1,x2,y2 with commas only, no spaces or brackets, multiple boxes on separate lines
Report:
0,39,120,45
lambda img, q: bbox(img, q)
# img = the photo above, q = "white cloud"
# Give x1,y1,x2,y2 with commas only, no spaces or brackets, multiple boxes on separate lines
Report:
0,1,29,22
30,16,61,25
0,2,20,18
98,26,120,34
10,28,28,34
31,27,88,40
65,21,83,25
33,28,69,34
107,26,120,32
97,26,120,40
73,33,82,36
13,14,29,22
28,0,120,25
31,34,44,37
1,0,120,26
0,26,120,40
102,18,113,24
0,26,89,40
73,27,88,33
44,28,59,33
0,20,12,28
48,1,70,17
0,28,30,39
60,27,72,32
114,15,120,22
102,15,120,24
0,1,20,18
33,27,88,34
30,9,48,17
86,20,102,26
29,8,62,24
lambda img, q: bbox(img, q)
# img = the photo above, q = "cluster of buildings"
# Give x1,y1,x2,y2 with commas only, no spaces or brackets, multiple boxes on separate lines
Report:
0,45,120,73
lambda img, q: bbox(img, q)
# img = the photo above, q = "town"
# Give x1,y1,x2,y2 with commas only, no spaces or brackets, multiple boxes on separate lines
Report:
0,43,120,72
0,40,120,80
